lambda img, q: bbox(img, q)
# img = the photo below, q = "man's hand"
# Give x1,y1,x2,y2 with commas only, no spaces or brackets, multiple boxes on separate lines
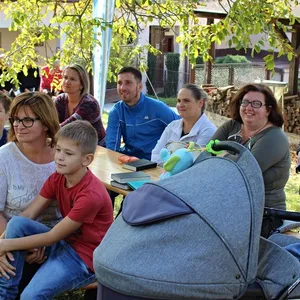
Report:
25,247,47,264
0,252,15,279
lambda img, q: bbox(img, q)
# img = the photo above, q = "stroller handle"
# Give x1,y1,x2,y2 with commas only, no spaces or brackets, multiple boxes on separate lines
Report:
264,207,300,222
211,141,247,156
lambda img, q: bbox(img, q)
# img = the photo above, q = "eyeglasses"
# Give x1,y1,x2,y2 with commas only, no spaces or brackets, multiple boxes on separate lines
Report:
240,99,266,108
9,117,40,128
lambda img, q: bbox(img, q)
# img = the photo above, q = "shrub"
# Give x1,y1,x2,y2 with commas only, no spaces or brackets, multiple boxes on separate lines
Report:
196,56,204,64
215,55,250,64
146,52,156,95
164,53,180,97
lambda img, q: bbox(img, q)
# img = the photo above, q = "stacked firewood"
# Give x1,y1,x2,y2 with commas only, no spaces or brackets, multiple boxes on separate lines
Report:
284,95,300,134
205,85,237,118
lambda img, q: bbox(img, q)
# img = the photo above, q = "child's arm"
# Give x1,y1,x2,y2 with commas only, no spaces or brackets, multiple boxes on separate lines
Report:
20,194,53,220
0,217,82,256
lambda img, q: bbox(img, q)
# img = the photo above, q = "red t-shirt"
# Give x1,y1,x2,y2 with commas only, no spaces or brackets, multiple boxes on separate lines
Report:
40,169,113,271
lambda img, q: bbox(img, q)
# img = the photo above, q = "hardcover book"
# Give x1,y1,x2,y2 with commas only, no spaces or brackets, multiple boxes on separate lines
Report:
127,179,151,191
122,159,157,171
110,180,131,190
111,171,151,184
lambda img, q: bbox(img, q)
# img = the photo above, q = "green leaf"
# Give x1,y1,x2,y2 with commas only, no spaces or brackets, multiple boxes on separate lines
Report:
287,52,294,61
232,36,239,45
254,44,261,53
254,22,261,34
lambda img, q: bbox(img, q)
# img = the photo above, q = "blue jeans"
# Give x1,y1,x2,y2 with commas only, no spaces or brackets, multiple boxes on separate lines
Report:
0,216,95,300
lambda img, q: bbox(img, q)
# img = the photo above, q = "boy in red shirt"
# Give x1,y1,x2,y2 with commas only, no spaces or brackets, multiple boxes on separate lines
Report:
0,120,113,299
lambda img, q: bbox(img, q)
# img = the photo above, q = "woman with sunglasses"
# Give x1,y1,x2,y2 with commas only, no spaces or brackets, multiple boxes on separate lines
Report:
211,83,290,237
0,92,61,293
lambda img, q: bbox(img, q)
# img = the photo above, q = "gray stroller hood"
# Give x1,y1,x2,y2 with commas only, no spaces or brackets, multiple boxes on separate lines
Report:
94,141,265,299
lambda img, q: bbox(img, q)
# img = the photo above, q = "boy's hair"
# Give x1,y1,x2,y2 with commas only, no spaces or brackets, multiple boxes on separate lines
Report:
0,93,12,113
55,120,98,155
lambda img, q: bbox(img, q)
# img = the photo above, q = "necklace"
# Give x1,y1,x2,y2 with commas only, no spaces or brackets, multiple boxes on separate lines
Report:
241,121,270,142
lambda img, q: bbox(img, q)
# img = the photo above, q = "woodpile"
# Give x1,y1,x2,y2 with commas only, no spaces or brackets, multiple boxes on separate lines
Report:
206,85,237,118
284,95,300,134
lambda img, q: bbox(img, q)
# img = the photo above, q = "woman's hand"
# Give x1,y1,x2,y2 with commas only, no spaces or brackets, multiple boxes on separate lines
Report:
0,252,15,279
25,247,47,264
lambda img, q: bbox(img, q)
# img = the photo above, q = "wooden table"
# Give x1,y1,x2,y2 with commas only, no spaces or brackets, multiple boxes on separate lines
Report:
89,146,163,196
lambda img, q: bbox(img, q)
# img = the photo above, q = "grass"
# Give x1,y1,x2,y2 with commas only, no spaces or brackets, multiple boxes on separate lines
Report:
286,177,300,211
286,152,300,212
158,96,177,107
102,111,108,124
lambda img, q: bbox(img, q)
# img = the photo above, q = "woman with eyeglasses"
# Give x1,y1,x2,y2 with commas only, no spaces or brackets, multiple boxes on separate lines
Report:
0,92,62,295
54,63,106,146
211,83,290,237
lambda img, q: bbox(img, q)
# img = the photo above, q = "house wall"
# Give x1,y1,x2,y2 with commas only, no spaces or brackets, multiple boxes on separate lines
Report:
0,11,10,28
0,4,62,65
0,28,58,63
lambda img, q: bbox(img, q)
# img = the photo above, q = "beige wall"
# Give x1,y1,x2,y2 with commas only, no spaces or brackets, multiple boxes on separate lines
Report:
0,29,18,50
0,28,59,66
0,3,61,65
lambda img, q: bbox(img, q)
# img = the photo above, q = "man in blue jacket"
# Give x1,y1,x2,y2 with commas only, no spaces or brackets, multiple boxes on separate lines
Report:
106,67,180,160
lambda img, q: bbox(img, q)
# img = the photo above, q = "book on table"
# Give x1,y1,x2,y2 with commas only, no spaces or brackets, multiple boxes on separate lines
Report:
110,180,131,190
127,179,151,190
122,159,157,171
111,171,151,184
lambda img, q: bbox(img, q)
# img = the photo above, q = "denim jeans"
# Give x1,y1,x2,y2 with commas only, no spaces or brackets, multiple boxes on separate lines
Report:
0,216,95,300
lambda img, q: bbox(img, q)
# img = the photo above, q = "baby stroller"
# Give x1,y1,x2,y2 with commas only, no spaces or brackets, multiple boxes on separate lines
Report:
93,141,300,300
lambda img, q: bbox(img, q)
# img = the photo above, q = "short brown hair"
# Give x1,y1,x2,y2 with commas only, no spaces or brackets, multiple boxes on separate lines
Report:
0,93,12,113
118,67,142,82
229,83,284,127
55,120,97,155
8,92,60,147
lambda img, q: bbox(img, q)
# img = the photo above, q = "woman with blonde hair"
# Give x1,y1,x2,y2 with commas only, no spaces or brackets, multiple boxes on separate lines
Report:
54,63,106,146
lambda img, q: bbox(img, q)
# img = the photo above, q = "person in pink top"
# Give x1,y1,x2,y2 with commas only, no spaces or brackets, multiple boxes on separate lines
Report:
0,120,113,299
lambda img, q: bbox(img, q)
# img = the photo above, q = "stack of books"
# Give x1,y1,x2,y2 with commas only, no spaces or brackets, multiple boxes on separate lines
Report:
110,171,151,190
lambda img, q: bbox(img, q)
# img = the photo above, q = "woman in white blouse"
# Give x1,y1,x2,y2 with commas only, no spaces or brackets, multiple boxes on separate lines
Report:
151,84,216,164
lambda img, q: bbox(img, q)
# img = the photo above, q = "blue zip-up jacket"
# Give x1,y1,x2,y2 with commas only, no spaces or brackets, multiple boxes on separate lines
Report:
106,93,180,160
